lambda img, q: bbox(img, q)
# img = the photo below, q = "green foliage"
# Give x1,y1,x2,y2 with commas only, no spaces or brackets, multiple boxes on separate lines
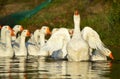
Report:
0,0,51,27
107,2,120,28
106,1,120,46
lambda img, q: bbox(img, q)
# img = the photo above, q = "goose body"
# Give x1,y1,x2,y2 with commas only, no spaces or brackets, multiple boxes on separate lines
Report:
81,26,114,60
27,26,51,56
0,25,12,50
51,28,71,59
67,11,89,61
13,30,31,57
27,29,41,56
39,28,70,59
0,30,15,57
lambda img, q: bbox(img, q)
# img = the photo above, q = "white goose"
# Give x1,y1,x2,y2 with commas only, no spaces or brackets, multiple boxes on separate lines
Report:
27,29,41,45
51,28,59,34
81,26,114,61
0,25,12,44
13,29,31,57
38,28,70,59
27,26,51,56
38,26,51,47
27,29,41,56
0,30,15,57
51,28,71,59
66,11,89,61
12,25,24,42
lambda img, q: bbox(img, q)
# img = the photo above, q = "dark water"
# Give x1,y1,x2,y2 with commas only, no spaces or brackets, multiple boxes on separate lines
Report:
0,56,120,79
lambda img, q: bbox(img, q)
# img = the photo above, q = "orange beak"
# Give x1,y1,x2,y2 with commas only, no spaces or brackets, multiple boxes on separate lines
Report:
109,52,114,60
0,26,2,29
69,29,74,35
26,30,31,37
46,27,51,35
20,26,24,31
11,30,15,36
74,10,79,15
8,26,12,30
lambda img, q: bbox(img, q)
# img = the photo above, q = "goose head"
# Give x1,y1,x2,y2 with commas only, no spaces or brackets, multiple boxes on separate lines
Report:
33,29,41,37
51,28,59,34
104,48,114,60
6,29,15,37
34,29,41,35
40,26,51,35
1,25,12,31
13,25,24,33
21,30,31,37
1,25,12,43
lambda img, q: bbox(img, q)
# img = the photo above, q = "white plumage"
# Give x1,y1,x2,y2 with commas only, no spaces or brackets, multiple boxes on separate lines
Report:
13,30,31,57
67,11,90,61
12,25,24,42
27,26,51,56
81,26,114,60
0,30,15,57
38,28,70,59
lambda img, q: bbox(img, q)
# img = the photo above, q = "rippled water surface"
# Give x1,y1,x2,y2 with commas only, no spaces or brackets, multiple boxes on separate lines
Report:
0,56,120,79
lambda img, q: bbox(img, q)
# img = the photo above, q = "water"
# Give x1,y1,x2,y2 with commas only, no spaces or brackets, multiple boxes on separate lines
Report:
0,56,120,79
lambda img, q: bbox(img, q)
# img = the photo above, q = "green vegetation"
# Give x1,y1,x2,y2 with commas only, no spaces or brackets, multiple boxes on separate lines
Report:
0,0,120,46
0,0,51,27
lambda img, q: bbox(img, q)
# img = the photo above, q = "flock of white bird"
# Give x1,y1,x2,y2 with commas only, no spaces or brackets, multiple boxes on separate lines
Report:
0,11,114,61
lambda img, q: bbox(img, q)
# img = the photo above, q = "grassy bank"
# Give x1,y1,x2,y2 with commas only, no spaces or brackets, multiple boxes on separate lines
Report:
0,0,120,46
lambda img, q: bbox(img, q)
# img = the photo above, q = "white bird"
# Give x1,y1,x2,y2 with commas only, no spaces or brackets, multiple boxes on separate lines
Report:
12,25,24,42
27,26,51,56
12,25,24,49
91,47,114,61
51,28,71,59
38,28,70,59
13,29,31,57
66,11,90,61
0,30,15,57
51,28,59,34
27,29,41,56
28,29,41,46
81,26,114,61
0,25,12,44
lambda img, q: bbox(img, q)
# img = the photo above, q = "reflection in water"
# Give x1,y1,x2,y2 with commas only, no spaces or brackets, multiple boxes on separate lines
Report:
66,62,89,78
0,57,117,79
0,58,11,79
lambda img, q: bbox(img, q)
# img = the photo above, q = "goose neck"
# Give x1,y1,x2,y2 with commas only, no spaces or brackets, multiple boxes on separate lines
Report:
20,36,26,48
39,33,45,47
6,36,12,48
72,24,81,38
1,30,6,43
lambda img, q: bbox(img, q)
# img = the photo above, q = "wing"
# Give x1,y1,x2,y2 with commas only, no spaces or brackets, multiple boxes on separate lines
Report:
81,26,104,49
